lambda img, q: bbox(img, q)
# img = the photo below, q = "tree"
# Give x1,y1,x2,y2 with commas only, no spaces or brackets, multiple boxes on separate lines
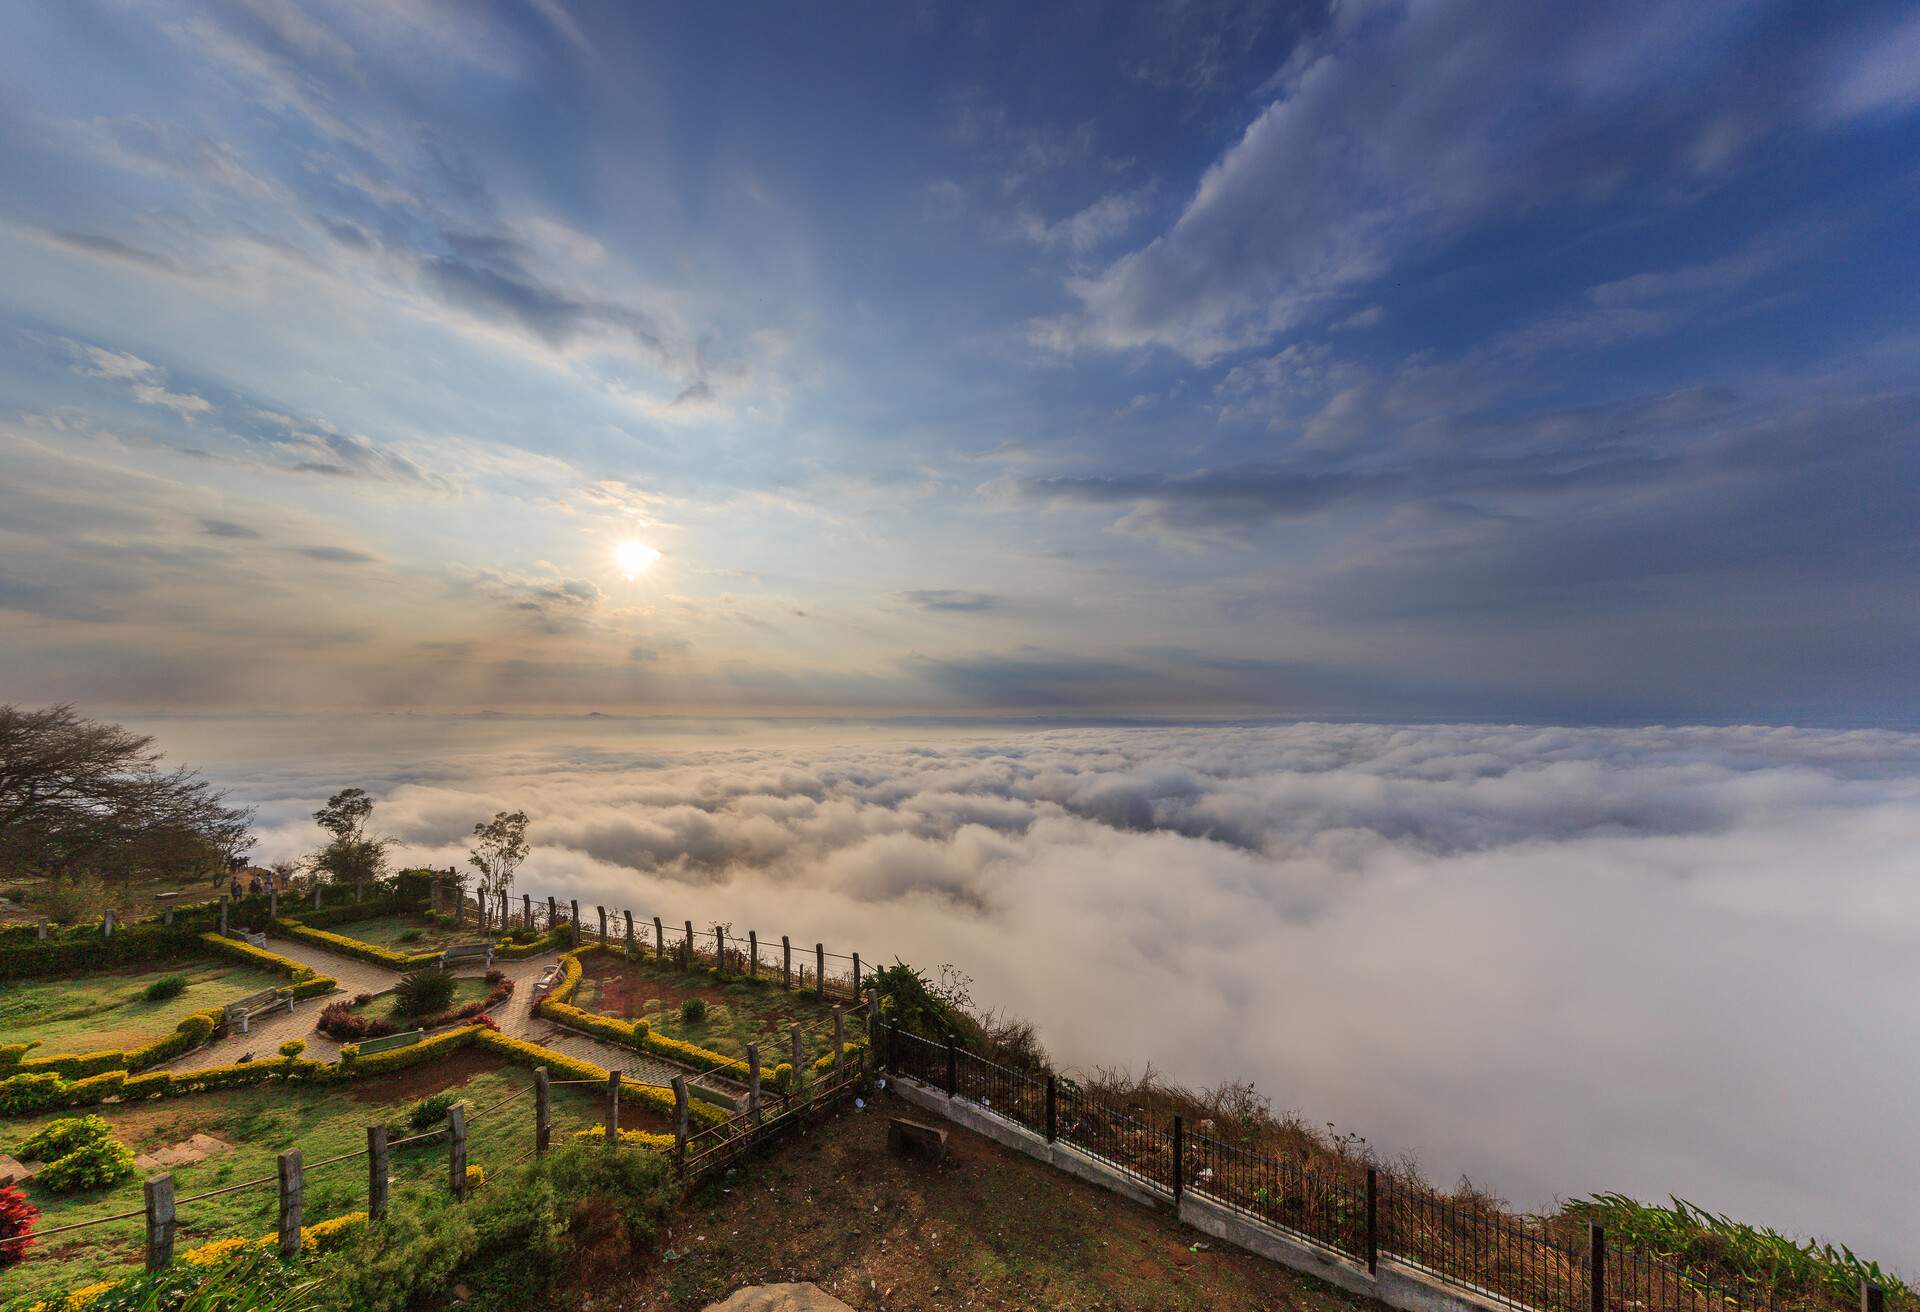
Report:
0,704,254,881
467,810,529,902
305,787,392,890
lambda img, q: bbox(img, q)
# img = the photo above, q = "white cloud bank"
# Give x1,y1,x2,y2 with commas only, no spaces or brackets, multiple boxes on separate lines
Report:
183,717,1920,1266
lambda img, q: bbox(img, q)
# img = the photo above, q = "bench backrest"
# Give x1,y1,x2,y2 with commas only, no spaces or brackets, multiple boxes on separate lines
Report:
441,942,491,962
357,1029,424,1055
223,987,283,1021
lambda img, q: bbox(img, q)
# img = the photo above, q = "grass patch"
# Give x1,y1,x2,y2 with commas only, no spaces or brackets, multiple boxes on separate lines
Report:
574,954,845,1064
0,959,285,1053
357,977,493,1024
312,914,477,952
1,1052,629,1302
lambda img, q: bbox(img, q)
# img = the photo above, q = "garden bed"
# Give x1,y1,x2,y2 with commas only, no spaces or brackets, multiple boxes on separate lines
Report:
2,1053,634,1303
0,959,287,1055
304,911,476,953
574,954,845,1065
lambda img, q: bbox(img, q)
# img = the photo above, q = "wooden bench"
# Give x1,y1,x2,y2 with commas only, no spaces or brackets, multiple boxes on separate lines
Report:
238,929,268,948
222,987,293,1035
529,963,560,998
440,941,494,968
886,1116,948,1164
357,1029,423,1055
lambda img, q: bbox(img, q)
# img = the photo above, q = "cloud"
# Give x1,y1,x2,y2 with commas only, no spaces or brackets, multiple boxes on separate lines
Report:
201,518,262,539
222,719,1920,1265
63,338,215,420
900,589,1003,613
1037,4,1840,361
290,544,379,565
1825,9,1920,120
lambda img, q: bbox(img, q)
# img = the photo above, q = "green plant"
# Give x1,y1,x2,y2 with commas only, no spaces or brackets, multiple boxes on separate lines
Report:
395,928,422,943
18,1114,115,1161
55,1247,325,1312
392,966,456,1017
680,996,706,1023
406,1091,457,1130
36,872,109,924
36,1130,137,1193
143,974,189,1003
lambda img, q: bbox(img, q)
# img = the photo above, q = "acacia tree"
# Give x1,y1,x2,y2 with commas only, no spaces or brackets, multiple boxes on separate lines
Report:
0,704,254,880
305,787,392,891
467,809,529,903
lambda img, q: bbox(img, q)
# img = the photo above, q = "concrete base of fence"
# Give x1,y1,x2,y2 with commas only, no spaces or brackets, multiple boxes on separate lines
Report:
887,1073,1513,1312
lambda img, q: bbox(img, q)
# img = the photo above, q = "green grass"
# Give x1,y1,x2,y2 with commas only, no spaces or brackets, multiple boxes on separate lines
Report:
2,1055,620,1302
574,955,847,1064
307,913,477,952
0,959,287,1053
356,977,494,1024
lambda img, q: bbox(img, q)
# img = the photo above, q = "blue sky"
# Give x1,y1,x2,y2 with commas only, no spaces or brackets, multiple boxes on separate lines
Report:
1,0,1917,721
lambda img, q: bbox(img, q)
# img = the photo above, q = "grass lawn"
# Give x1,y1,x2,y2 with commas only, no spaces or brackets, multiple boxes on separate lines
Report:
575,955,851,1064
356,976,495,1024
0,959,288,1055
309,912,481,952
3,1051,668,1302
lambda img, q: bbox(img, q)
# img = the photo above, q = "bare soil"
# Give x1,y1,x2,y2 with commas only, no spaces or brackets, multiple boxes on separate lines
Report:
564,1089,1380,1312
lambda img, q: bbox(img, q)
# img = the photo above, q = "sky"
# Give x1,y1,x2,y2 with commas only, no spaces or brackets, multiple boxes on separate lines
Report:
147,713,1920,1263
1,0,1917,722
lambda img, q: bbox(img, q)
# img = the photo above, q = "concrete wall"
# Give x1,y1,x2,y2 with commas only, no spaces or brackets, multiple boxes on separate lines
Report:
886,1073,1518,1312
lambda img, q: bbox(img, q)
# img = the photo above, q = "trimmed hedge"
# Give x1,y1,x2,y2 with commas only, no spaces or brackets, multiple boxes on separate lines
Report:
10,1009,221,1081
573,1124,676,1150
272,919,440,970
197,933,338,1004
276,895,427,931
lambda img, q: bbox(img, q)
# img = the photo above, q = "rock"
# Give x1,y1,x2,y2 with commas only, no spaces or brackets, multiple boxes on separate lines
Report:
0,1155,35,1186
702,1283,855,1312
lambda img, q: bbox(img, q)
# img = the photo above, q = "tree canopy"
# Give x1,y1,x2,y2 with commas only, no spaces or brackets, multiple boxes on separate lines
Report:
0,704,254,880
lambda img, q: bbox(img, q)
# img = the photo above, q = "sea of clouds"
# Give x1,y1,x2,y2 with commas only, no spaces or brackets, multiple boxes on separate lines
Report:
149,716,1920,1264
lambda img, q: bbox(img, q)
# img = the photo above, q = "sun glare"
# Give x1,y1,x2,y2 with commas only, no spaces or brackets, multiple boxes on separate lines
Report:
614,539,660,576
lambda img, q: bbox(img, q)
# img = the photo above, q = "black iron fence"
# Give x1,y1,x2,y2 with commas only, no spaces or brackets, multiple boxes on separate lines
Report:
879,1025,1853,1312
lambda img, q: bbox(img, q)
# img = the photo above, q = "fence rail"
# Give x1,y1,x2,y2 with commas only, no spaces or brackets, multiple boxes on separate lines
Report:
877,1026,1867,1312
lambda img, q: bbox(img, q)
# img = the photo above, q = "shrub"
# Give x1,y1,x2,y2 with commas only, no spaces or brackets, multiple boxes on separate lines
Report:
278,1038,306,1059
19,1114,115,1161
484,967,506,986
465,1164,484,1191
37,872,108,923
680,997,707,1024
406,1092,457,1131
396,928,422,943
393,966,456,1017
143,973,189,1002
0,1072,66,1115
0,1183,38,1268
37,1131,137,1193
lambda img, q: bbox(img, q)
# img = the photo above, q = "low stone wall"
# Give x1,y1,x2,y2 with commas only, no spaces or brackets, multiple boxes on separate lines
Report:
887,1072,1518,1312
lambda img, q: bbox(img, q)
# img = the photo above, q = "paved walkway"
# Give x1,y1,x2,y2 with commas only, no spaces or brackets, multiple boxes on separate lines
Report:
161,933,714,1093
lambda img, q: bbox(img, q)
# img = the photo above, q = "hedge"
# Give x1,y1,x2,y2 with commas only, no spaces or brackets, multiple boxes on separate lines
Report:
197,933,338,1002
272,919,441,970
572,1124,676,1150
276,895,427,931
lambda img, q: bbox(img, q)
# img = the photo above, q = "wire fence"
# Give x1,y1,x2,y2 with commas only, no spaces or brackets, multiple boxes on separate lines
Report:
878,1026,1856,1312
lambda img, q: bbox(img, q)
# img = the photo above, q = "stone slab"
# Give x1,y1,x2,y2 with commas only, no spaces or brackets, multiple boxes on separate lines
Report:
703,1283,854,1312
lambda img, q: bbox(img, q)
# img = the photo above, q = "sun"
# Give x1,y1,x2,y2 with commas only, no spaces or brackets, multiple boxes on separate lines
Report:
614,539,660,576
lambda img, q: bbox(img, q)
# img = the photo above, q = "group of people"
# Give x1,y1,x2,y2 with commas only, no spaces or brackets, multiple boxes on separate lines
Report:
218,869,282,900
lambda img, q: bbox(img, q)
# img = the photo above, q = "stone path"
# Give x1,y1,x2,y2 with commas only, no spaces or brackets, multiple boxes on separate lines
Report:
160,933,712,1093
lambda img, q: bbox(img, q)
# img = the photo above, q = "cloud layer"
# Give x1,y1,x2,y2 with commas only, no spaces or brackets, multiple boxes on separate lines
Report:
176,715,1920,1266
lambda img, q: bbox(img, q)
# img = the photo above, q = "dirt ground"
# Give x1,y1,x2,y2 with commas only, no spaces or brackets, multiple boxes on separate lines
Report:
566,1088,1379,1312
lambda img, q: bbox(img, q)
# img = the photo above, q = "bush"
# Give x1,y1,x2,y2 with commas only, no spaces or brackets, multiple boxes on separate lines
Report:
143,973,189,1002
393,967,457,1017
406,1092,457,1131
19,1114,115,1161
36,872,108,924
465,1164,484,1191
680,996,707,1024
0,1183,35,1268
36,1129,137,1193
396,928,422,943
278,1038,306,1060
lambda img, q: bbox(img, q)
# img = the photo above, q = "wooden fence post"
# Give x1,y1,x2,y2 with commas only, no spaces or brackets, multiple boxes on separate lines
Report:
606,1070,622,1143
833,1006,846,1085
1172,1115,1184,1201
35,916,46,940
163,904,174,927
671,1076,689,1176
654,916,664,961
715,925,726,974
945,1038,957,1098
144,1174,175,1271
865,988,882,1070
268,889,277,921
103,909,115,938
547,896,557,932
1589,1223,1606,1312
683,919,694,969
277,1149,303,1259
523,893,532,932
747,1044,762,1127
815,943,826,999
535,1067,552,1154
1045,1075,1056,1142
790,1024,805,1098
219,898,229,935
749,930,758,979
597,906,608,942
367,1124,389,1220
852,952,860,992
624,909,635,957
1366,1166,1379,1273
782,935,792,989
1864,1284,1887,1312
570,899,581,946
449,1103,468,1200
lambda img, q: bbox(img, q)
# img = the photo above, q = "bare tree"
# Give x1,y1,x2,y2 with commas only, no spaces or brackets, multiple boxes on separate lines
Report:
0,704,254,880
467,809,530,902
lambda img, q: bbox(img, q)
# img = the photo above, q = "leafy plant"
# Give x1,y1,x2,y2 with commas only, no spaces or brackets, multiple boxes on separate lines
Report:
36,872,109,924
19,1114,115,1161
393,966,456,1017
143,973,189,1003
0,1183,36,1268
36,1131,137,1193
395,929,422,944
406,1091,457,1131
680,997,706,1024
59,1247,324,1312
